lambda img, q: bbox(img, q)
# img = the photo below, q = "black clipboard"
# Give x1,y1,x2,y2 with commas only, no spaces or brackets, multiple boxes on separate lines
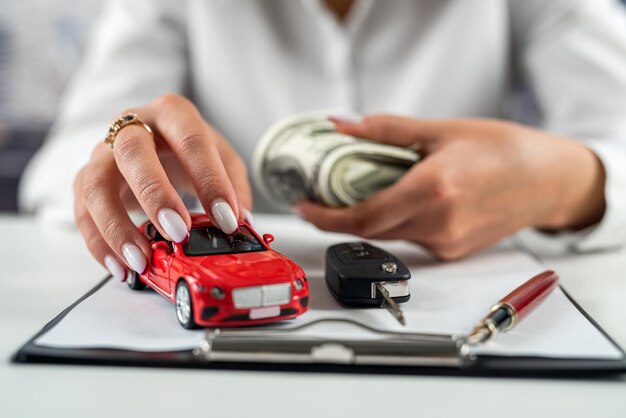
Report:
11,276,626,378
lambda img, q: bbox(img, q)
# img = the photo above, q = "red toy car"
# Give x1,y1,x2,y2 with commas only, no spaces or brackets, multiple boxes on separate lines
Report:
127,214,309,328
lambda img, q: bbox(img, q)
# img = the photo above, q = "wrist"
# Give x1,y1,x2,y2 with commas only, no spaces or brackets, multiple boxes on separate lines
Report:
538,140,606,231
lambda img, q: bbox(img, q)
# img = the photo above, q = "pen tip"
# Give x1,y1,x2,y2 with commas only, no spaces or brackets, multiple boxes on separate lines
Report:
467,326,491,344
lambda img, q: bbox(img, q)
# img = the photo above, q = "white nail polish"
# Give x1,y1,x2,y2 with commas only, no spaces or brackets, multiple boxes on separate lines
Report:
211,198,238,234
243,208,255,227
158,208,188,243
329,111,363,124
104,255,126,281
122,244,147,274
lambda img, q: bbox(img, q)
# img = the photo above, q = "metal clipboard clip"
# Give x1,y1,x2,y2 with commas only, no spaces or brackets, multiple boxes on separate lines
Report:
193,318,471,367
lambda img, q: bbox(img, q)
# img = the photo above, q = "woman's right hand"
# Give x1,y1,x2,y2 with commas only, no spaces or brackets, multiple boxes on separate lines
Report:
74,94,253,281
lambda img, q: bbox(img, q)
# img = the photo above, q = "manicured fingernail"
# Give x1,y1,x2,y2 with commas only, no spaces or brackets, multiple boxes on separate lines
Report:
158,208,188,243
122,243,147,274
329,111,363,125
104,255,127,281
243,208,255,227
211,198,238,234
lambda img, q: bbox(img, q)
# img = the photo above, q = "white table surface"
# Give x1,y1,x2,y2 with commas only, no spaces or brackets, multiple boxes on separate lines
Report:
1,214,625,418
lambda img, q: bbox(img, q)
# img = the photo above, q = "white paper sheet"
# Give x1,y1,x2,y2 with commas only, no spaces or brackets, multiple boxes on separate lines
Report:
35,216,623,360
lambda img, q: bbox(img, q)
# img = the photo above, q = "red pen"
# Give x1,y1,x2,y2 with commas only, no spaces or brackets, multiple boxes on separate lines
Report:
467,270,559,344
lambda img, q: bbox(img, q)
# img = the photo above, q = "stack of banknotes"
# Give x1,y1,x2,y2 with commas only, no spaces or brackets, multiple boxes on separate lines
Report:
253,113,420,207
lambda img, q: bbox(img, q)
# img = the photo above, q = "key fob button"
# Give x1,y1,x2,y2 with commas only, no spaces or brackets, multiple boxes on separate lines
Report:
381,262,397,273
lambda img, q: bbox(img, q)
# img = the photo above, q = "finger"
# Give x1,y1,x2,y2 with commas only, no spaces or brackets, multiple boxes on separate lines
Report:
296,156,443,238
329,113,444,151
427,211,527,261
213,135,254,218
242,208,255,227
344,209,443,243
375,203,523,261
340,214,474,261
294,192,416,239
295,183,417,239
79,159,152,275
107,120,191,243
75,169,129,281
147,95,240,234
76,206,129,281
424,227,510,261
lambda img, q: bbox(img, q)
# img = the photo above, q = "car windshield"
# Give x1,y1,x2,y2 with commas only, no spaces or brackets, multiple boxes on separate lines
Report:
181,226,266,256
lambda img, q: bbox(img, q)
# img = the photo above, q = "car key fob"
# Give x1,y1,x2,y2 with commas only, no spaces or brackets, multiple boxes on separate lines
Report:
325,242,411,306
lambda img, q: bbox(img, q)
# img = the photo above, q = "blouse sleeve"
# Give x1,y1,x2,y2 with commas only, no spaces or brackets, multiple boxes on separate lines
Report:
510,0,626,251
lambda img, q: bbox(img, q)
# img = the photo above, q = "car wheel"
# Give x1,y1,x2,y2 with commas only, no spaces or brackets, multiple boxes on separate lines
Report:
127,271,146,290
176,281,197,329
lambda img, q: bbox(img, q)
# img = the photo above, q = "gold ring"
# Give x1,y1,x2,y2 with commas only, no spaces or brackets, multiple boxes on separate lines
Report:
104,113,153,149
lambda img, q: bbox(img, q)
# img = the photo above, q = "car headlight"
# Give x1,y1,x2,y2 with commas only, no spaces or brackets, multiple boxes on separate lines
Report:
294,279,304,291
210,286,226,300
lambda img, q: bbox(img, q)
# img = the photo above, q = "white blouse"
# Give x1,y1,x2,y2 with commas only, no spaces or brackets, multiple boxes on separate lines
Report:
20,0,626,251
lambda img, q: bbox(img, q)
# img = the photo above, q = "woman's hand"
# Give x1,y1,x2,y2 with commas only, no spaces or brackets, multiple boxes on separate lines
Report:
297,115,606,260
74,94,252,280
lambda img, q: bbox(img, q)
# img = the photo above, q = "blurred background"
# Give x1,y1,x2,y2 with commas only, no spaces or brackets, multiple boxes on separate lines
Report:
0,0,625,213
0,1,101,212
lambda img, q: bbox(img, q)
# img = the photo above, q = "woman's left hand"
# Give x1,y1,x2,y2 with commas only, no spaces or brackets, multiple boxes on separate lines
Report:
296,115,606,260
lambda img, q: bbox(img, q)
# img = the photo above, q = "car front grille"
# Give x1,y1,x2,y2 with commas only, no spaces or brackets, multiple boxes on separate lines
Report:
232,283,292,309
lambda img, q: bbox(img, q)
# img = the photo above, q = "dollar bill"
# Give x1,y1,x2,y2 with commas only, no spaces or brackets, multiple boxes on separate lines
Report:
253,113,420,207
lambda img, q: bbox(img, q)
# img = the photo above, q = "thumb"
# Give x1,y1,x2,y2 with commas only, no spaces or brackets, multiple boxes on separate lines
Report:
328,113,444,150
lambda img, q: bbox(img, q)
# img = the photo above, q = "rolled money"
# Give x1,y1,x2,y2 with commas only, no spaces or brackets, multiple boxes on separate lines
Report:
253,113,420,207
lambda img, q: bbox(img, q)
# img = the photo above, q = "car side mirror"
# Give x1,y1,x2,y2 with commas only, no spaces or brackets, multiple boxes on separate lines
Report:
262,234,275,245
151,241,171,253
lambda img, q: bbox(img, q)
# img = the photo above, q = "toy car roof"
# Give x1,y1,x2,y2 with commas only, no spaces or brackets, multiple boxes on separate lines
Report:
188,213,249,229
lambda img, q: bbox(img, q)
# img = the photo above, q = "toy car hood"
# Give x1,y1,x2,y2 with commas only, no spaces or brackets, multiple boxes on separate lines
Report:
189,250,299,284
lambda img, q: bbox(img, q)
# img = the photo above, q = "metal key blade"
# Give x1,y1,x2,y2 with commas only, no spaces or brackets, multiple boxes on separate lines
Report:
374,282,406,326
